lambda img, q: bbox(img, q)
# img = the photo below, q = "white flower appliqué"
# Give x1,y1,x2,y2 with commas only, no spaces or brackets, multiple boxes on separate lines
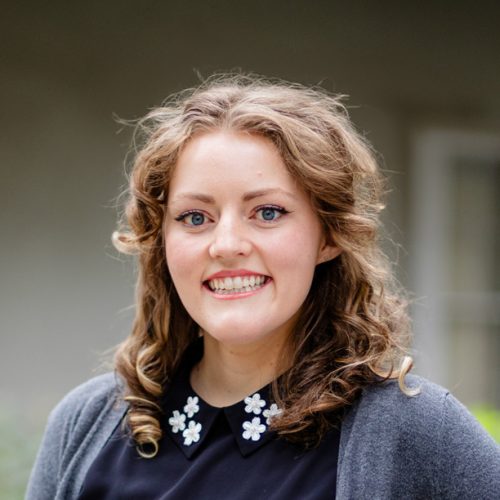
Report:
263,403,283,425
184,396,200,418
182,420,202,446
242,417,266,441
168,410,186,433
244,393,266,415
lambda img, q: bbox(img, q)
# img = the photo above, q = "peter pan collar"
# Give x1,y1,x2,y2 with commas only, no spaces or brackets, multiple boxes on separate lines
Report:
161,340,283,459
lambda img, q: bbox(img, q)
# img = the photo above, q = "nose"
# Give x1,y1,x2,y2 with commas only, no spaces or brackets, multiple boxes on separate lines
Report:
208,215,252,260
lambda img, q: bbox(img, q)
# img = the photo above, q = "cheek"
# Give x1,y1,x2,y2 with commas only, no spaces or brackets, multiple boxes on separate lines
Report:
271,223,321,264
265,226,321,286
164,233,203,286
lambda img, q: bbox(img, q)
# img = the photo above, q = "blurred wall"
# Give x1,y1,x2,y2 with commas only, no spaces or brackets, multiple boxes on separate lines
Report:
1,1,499,421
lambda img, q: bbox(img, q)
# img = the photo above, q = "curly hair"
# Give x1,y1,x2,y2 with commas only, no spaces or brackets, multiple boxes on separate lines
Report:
113,74,414,457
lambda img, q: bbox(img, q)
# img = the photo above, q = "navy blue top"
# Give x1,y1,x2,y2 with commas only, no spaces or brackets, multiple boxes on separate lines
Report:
78,341,340,499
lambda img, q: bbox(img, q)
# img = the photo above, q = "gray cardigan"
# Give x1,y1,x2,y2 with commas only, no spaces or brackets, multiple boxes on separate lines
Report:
26,374,500,499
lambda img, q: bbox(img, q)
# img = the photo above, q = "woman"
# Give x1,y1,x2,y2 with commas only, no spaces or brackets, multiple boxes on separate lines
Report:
27,75,500,499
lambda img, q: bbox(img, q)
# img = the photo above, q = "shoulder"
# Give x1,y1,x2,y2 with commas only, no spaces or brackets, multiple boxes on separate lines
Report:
345,374,495,454
339,374,500,498
26,373,127,500
48,372,127,457
355,374,450,426
341,374,453,462
49,372,123,427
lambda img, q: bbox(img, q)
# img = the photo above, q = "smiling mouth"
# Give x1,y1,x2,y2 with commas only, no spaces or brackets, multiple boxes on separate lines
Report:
204,275,270,295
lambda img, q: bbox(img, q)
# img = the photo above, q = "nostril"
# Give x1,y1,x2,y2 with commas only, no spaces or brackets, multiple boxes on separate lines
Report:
208,235,252,259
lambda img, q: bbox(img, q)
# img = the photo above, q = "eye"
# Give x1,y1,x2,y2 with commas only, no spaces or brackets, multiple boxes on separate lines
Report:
175,210,207,226
255,205,288,222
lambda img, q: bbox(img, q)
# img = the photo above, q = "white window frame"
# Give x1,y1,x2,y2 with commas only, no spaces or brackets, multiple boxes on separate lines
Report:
410,129,500,388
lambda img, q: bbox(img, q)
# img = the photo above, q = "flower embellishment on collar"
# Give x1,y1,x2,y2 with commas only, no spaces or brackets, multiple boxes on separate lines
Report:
263,403,283,425
182,420,202,446
168,410,186,433
241,392,283,442
168,391,283,446
244,393,266,415
168,395,202,446
242,417,266,441
184,396,200,418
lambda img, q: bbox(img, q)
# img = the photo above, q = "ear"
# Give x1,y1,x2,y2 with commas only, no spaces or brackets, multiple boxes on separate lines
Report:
316,242,342,265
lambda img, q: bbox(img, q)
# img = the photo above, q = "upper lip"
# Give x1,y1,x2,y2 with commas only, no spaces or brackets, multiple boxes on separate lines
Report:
204,269,269,281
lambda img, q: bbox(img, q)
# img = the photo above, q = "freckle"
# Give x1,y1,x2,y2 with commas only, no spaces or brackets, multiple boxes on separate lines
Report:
256,171,263,177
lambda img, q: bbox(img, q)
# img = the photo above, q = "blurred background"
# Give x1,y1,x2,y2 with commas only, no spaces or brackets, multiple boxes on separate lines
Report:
1,1,499,496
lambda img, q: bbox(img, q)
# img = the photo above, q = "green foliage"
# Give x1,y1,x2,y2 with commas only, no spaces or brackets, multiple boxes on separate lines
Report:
0,411,43,500
471,406,500,443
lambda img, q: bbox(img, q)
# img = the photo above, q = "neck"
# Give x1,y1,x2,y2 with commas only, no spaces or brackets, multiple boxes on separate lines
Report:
190,334,289,408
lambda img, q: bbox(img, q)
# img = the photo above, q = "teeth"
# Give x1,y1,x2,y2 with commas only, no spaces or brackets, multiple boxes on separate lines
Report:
207,275,267,293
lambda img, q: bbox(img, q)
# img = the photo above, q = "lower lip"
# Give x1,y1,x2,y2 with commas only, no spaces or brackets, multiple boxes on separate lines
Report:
203,278,272,300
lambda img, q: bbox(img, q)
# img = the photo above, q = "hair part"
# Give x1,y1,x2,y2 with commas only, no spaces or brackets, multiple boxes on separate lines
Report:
113,73,413,456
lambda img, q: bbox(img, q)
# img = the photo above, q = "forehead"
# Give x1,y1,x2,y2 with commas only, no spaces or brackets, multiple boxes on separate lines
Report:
169,131,300,194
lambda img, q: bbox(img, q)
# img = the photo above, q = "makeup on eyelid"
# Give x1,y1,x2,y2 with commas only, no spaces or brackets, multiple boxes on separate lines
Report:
173,205,290,227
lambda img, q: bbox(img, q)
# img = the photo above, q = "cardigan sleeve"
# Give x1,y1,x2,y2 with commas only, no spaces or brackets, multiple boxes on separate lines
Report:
25,373,126,500
25,394,71,500
337,375,500,499
434,392,500,498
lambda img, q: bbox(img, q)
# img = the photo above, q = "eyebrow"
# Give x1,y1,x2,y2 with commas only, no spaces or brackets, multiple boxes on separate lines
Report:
242,188,296,202
173,193,215,204
171,188,296,204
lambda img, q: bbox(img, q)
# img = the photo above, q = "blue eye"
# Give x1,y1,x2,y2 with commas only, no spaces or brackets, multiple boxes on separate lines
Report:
256,206,287,222
189,213,205,226
175,211,206,226
261,208,278,221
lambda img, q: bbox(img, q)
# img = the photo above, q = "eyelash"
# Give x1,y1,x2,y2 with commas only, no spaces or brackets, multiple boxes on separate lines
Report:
174,205,289,227
254,205,289,222
174,210,209,227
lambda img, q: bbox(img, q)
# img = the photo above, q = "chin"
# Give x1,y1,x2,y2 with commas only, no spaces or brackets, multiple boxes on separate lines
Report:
202,324,283,347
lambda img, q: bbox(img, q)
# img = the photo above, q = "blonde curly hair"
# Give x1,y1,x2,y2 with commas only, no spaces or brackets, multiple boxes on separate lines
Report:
113,74,413,457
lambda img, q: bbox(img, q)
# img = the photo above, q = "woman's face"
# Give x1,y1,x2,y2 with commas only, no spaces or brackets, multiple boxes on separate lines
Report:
164,131,338,348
